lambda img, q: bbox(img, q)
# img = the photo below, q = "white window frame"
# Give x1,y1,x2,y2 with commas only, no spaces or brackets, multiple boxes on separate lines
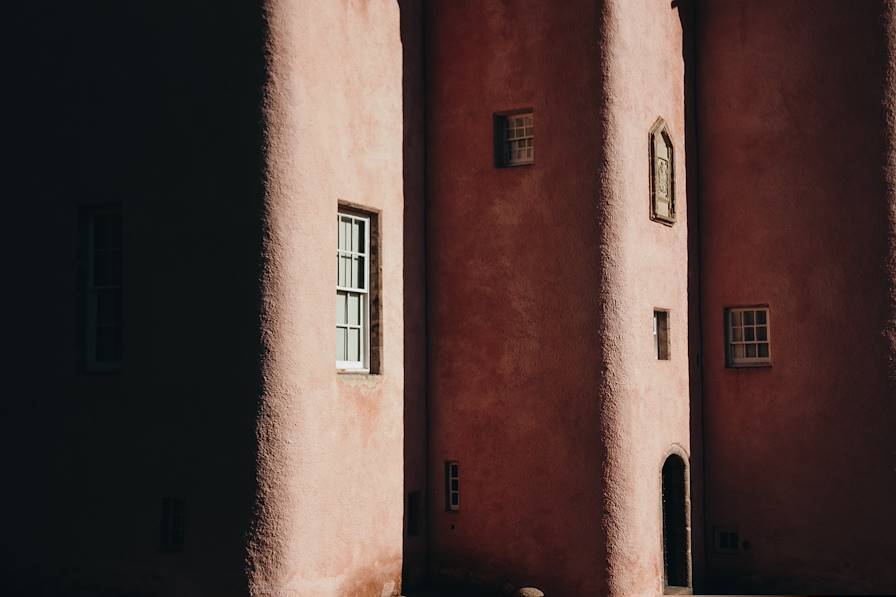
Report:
446,461,460,511
85,207,122,372
499,111,534,166
727,307,771,367
336,211,370,372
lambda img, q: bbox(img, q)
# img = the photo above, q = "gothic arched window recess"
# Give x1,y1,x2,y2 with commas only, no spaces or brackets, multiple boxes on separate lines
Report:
649,118,676,225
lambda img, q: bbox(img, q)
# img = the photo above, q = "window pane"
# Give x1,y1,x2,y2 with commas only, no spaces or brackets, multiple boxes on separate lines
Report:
339,218,350,251
353,219,365,254
347,328,360,361
337,292,347,325
352,256,365,289
758,343,769,358
756,310,767,325
732,327,742,341
733,344,745,359
744,327,755,341
339,255,351,287
746,344,757,358
93,214,122,250
93,250,121,286
336,327,346,360
347,293,360,326
743,311,754,325
731,311,741,326
95,325,119,362
96,288,121,326
757,326,767,341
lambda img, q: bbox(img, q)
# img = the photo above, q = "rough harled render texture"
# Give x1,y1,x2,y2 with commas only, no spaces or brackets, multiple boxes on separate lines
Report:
887,2,896,426
425,1,605,593
598,2,691,597
426,1,688,595
699,0,896,593
250,2,406,596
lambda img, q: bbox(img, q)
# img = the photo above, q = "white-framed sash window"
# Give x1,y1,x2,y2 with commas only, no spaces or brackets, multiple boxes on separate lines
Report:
336,211,370,371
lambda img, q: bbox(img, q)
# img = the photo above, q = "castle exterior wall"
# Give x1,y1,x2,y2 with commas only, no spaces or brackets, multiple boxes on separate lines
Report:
424,1,606,594
250,2,407,596
698,1,896,592
398,0,428,591
3,2,266,595
598,1,692,596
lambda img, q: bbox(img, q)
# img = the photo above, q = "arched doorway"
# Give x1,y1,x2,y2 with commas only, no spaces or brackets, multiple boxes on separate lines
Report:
662,453,690,591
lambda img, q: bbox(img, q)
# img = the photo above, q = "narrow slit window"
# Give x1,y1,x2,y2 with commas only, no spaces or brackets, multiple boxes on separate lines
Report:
726,307,771,367
654,310,670,360
446,461,460,511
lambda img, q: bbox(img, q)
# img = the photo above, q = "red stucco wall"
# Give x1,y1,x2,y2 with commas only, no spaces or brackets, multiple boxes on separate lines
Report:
250,2,407,596
425,1,605,593
698,1,896,592
426,1,689,595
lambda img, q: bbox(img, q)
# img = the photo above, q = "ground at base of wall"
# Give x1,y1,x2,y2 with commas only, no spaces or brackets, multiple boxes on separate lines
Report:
404,586,502,597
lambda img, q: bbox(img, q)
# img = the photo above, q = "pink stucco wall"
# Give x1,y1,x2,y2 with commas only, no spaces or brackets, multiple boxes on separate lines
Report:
598,1,692,596
698,1,896,592
250,2,407,596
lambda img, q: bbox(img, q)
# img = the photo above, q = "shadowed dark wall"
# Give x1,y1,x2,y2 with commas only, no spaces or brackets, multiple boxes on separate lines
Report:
698,1,896,592
4,2,266,595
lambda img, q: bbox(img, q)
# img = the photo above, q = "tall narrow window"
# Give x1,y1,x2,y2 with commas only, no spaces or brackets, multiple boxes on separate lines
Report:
726,307,771,367
495,110,534,167
445,461,460,511
337,210,370,371
83,206,122,371
662,454,690,591
654,309,670,360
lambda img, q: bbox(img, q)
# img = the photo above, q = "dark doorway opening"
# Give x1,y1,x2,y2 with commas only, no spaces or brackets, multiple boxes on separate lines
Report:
662,454,690,591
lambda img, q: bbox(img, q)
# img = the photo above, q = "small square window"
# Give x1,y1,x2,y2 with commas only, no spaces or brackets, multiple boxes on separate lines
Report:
714,528,740,553
726,307,771,367
654,309,670,360
495,111,534,167
445,461,460,511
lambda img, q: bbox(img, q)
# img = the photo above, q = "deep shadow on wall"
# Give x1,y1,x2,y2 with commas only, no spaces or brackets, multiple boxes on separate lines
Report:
3,1,267,595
